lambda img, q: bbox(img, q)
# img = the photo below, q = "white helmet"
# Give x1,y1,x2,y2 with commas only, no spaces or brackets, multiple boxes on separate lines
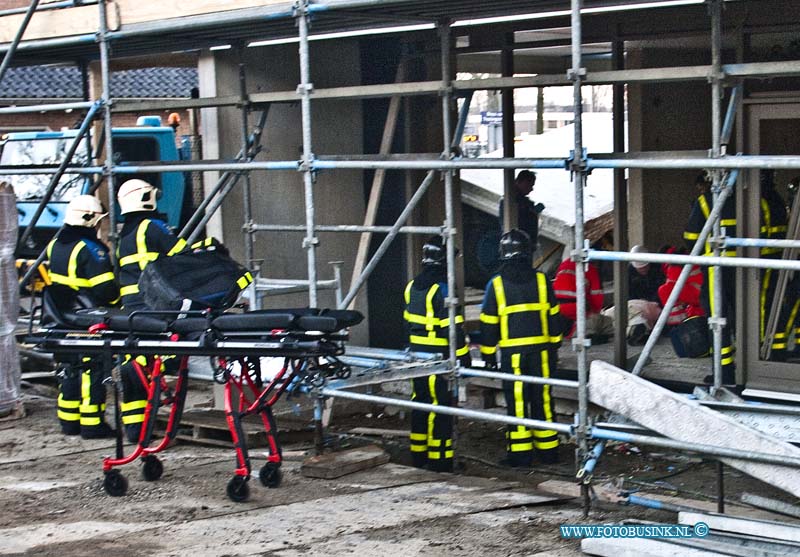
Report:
64,195,107,228
118,179,158,214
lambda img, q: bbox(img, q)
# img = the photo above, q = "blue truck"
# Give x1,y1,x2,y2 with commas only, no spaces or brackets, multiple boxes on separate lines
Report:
5,115,189,258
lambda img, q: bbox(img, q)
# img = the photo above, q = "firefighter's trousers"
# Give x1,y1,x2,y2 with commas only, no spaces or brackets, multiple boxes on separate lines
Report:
57,360,109,438
410,374,453,472
500,350,559,466
701,266,736,380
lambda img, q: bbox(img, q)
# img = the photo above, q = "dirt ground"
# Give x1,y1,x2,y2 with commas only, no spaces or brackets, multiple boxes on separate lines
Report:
0,377,798,556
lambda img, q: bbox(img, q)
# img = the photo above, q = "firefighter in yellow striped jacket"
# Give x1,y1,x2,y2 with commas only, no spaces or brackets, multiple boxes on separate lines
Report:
116,179,186,442
47,195,119,438
683,173,737,385
480,229,562,467
403,237,470,472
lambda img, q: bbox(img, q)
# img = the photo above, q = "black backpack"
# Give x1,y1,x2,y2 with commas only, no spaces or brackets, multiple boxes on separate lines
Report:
138,244,252,312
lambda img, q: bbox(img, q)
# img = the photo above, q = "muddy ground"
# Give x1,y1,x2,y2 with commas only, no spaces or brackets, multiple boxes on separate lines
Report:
0,377,797,556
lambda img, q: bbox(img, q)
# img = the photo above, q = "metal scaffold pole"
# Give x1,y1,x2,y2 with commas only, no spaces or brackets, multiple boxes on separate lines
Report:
569,0,591,518
710,0,725,393
296,0,318,308
97,0,116,257
439,20,458,370
238,60,259,310
0,0,40,87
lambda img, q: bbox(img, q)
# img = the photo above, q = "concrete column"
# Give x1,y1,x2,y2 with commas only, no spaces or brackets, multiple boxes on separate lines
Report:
0,182,22,418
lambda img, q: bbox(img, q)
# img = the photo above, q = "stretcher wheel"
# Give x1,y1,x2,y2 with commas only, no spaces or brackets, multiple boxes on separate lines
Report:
226,476,250,503
259,463,282,488
103,470,128,497
141,456,164,481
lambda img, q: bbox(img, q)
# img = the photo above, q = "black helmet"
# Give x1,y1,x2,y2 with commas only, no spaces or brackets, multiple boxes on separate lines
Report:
499,229,531,261
422,236,446,266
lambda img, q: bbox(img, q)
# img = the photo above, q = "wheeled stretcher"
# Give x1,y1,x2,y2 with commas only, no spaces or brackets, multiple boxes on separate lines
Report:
27,293,362,502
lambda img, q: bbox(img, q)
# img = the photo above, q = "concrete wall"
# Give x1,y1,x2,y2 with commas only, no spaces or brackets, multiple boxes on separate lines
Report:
627,47,713,250
200,41,369,343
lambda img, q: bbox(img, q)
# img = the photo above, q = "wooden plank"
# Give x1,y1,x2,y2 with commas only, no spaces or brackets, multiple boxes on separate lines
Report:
589,360,800,498
581,537,724,557
347,61,404,309
300,445,390,479
679,511,800,543
348,427,408,438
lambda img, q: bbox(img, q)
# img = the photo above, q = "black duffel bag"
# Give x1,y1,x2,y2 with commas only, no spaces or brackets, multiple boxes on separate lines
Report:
138,244,253,312
670,315,711,358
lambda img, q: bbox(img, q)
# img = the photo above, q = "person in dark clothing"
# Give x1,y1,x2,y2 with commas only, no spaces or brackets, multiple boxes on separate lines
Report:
47,194,119,438
628,245,665,303
116,179,186,442
684,173,737,385
498,170,545,249
403,237,470,472
480,229,562,467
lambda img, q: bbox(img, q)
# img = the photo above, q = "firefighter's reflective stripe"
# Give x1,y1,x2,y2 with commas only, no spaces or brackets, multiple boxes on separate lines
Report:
426,375,453,460
409,432,427,453
120,284,139,296
236,272,254,290
48,242,115,290
720,345,734,367
57,393,80,422
120,399,147,424
533,349,559,450
694,194,736,256
507,353,533,453
119,221,160,268
79,370,104,426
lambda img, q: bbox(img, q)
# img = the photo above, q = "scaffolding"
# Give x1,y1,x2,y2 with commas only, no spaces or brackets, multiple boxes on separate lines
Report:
7,0,800,516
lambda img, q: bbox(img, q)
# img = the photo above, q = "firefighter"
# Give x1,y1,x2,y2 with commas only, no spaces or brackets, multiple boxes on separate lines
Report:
403,236,470,473
116,179,186,442
683,173,736,384
47,194,119,438
480,229,562,467
758,171,792,360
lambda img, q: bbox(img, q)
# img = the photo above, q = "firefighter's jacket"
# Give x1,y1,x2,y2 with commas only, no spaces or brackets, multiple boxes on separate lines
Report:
117,211,186,308
404,267,469,357
46,225,119,309
479,263,562,356
683,191,737,256
552,259,603,323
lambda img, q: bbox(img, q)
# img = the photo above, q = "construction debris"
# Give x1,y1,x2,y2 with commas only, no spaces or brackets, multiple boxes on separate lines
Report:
589,360,800,497
300,445,391,479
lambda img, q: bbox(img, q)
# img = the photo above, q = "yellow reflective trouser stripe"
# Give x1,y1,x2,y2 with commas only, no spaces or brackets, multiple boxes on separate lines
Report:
58,410,80,421
721,219,736,227
508,353,532,452
535,349,558,450
480,345,497,355
456,344,469,357
427,374,438,457
121,400,147,411
122,414,145,424
120,284,139,296
58,394,80,408
409,433,427,440
410,445,427,452
760,269,771,341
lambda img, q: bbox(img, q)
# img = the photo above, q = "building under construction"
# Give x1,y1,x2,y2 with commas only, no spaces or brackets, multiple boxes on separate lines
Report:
2,1,800,555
